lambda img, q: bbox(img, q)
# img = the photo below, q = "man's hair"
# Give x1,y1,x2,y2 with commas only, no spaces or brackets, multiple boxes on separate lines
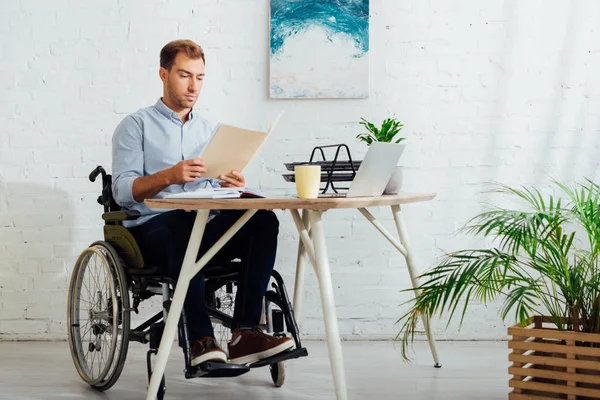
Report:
160,40,205,70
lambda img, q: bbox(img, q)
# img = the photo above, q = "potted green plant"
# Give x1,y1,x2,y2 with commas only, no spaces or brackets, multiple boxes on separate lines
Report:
397,180,600,398
356,116,407,194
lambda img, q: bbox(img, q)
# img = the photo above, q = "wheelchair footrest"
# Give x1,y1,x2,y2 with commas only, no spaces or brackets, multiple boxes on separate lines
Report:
249,347,308,369
186,361,250,379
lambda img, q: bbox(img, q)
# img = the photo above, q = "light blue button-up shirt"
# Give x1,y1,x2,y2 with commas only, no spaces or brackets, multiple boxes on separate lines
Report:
112,98,221,227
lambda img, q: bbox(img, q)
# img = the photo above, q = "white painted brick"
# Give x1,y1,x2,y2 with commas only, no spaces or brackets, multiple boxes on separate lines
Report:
0,228,22,243
33,149,82,163
4,244,54,259
11,213,61,228
32,272,69,291
0,165,25,180
25,291,67,319
5,197,37,212
53,244,86,258
21,226,70,243
0,275,34,292
0,319,48,335
0,260,19,278
0,304,27,320
0,149,35,164
9,133,58,149
16,259,41,275
54,177,99,193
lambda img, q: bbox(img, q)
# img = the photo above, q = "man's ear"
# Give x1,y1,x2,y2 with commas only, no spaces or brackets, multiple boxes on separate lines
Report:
159,67,168,83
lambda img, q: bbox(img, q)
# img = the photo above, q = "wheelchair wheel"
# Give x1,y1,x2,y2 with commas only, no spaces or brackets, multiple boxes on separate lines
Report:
67,241,130,391
270,361,286,387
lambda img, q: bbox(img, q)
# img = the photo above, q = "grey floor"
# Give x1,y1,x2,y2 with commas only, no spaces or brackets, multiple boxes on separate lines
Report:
0,341,510,399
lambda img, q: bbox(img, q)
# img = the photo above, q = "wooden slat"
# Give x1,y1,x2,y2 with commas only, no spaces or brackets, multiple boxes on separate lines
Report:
509,340,600,358
539,316,570,324
509,366,600,385
145,193,437,211
509,391,561,400
509,353,600,372
510,378,600,398
509,326,600,344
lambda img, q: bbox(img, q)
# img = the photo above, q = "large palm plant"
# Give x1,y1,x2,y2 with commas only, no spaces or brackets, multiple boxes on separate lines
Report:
397,180,600,360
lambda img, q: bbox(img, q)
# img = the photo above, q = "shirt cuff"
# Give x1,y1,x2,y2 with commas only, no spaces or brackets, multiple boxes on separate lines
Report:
115,176,137,207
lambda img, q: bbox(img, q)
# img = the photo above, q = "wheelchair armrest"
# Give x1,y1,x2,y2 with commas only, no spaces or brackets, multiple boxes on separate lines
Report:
102,210,142,222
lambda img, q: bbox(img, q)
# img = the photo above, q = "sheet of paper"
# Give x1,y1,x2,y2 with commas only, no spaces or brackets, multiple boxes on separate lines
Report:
164,187,266,199
200,125,267,179
165,188,243,199
200,111,284,179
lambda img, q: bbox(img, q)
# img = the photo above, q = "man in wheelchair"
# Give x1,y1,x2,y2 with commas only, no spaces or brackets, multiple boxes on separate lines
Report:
112,39,294,366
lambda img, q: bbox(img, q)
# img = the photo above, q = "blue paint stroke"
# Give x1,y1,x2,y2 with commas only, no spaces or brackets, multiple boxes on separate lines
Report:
270,0,369,57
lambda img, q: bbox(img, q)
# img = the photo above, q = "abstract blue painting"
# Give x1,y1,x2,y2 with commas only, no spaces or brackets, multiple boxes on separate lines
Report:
270,0,370,99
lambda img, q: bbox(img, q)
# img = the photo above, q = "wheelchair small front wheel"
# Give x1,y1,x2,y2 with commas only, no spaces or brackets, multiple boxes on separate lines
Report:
67,241,130,391
270,361,286,387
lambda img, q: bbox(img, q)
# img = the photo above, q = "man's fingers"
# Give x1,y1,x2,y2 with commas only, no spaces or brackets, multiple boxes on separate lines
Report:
220,171,243,182
185,166,206,180
188,158,205,166
189,166,207,174
219,174,244,187
219,175,238,184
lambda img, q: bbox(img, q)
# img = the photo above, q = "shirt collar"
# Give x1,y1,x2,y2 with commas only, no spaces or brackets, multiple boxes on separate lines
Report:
154,98,195,122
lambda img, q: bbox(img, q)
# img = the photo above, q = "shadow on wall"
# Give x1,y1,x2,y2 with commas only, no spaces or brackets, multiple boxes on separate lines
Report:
0,182,100,341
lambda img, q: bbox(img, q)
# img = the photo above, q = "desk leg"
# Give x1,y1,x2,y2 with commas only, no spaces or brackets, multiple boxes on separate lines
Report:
292,209,310,321
309,210,348,400
391,205,441,368
146,210,209,400
146,209,258,400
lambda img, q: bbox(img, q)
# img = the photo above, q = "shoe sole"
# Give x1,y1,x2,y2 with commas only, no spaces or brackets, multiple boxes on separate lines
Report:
229,340,295,365
191,350,227,367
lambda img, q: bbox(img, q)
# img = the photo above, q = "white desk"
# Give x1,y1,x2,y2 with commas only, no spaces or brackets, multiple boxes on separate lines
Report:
144,194,440,400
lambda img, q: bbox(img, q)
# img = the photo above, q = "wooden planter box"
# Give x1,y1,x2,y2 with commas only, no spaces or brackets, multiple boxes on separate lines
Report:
509,316,600,400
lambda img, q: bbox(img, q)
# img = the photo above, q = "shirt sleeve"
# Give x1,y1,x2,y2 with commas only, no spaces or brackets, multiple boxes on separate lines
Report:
111,116,143,208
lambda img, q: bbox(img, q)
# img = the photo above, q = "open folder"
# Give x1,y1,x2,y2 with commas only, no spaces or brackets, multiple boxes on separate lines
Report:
200,111,284,179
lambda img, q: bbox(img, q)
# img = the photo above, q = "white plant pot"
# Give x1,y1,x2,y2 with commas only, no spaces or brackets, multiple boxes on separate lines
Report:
384,166,404,194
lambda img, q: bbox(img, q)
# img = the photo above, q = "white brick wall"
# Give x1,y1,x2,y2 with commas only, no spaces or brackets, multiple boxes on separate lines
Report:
1,0,599,341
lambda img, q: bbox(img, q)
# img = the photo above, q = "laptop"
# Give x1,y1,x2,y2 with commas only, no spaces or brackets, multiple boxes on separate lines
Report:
319,142,405,198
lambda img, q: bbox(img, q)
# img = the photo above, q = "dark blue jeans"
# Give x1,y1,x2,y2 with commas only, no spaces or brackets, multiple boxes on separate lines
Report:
129,209,279,341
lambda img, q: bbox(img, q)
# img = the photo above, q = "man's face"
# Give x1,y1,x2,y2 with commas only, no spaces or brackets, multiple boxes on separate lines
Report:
160,52,205,110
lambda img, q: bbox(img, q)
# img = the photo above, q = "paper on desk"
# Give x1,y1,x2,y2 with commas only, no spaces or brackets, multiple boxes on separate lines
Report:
165,187,265,199
165,188,242,199
200,111,284,179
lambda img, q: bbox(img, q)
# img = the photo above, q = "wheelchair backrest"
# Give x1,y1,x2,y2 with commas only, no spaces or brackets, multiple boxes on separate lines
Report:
89,166,146,270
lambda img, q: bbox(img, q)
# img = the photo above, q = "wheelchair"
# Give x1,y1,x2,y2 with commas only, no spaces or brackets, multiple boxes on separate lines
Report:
66,166,308,399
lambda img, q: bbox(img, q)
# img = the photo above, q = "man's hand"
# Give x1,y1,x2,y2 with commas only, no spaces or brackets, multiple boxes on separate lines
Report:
167,158,207,184
131,158,207,203
219,171,246,188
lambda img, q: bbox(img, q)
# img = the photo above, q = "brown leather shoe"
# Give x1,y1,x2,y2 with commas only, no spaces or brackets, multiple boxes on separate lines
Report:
190,336,227,366
228,328,294,365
